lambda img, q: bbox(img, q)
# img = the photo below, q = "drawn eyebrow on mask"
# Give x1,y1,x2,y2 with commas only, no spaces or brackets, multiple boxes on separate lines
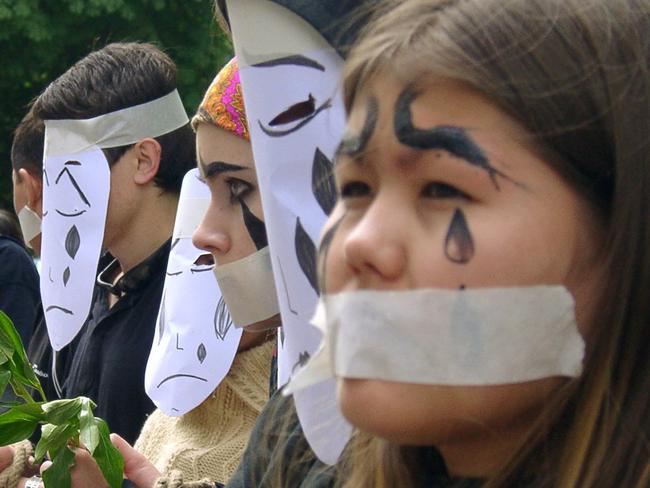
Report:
336,96,379,159
250,53,325,71
393,87,519,191
55,166,91,206
258,98,332,138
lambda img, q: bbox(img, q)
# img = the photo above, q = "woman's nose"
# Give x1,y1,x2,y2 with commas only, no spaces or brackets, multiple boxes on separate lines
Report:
192,208,231,256
343,202,407,282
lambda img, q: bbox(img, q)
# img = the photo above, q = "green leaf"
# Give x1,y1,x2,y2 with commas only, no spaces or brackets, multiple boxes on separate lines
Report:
0,312,43,396
0,313,16,366
43,398,86,425
79,398,99,453
42,445,75,488
0,370,10,398
0,404,44,446
35,421,80,462
90,417,124,488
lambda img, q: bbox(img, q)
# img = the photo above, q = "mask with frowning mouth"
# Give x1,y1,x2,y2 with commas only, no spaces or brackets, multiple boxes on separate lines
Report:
41,90,188,352
221,0,374,465
145,168,243,416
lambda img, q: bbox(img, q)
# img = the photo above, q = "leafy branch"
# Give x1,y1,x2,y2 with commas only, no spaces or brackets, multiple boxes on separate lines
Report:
0,311,124,488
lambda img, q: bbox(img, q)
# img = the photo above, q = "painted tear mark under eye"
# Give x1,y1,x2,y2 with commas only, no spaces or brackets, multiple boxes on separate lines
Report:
295,217,318,294
239,199,268,250
63,267,70,286
337,96,379,158
394,87,516,191
65,225,80,259
312,148,337,216
258,98,332,138
214,295,233,340
444,208,475,264
197,343,207,364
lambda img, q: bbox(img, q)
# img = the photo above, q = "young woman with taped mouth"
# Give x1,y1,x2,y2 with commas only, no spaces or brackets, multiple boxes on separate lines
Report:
42,58,281,488
223,0,650,486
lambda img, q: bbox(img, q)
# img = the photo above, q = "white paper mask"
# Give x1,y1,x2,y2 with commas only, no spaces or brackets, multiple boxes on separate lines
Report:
145,168,243,416
226,0,353,464
288,286,585,393
41,90,189,351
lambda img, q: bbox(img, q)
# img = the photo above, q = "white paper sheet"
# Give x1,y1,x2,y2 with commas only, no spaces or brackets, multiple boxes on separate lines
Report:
145,169,243,416
227,0,352,465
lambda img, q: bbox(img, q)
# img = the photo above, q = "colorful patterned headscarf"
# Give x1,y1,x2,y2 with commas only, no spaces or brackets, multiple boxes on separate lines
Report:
192,57,249,140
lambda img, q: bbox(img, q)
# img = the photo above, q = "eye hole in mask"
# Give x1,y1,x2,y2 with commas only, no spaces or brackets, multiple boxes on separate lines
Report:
191,253,215,274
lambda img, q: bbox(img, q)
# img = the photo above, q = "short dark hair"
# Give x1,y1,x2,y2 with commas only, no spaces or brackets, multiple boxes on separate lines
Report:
31,42,195,194
11,109,45,179
0,209,24,244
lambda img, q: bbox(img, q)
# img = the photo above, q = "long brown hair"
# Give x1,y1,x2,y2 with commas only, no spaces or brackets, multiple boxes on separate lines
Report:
339,0,650,486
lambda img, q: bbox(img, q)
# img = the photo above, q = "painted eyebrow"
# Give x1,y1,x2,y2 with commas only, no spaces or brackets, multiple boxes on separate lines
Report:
65,160,81,166
202,161,247,178
251,54,325,72
54,167,91,206
336,96,379,159
394,87,515,190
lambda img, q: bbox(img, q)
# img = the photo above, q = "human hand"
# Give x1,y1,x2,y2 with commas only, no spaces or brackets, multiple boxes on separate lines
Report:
111,434,160,488
0,445,14,472
39,447,108,488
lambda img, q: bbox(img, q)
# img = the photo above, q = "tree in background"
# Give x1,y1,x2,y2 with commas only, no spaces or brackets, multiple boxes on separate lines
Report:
0,0,232,211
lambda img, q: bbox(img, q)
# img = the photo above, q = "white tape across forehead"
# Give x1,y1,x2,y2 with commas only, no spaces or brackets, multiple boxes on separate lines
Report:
213,246,280,327
288,286,585,393
44,90,189,157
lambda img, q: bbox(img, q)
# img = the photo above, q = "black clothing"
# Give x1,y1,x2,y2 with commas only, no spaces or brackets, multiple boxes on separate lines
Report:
0,236,40,346
61,240,170,445
227,388,482,487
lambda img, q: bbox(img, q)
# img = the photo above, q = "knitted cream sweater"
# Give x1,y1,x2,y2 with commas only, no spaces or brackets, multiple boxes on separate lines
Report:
134,340,273,486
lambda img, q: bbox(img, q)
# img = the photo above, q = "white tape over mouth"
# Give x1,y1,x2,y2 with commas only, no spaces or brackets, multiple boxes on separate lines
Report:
287,286,585,393
213,246,280,328
18,205,41,246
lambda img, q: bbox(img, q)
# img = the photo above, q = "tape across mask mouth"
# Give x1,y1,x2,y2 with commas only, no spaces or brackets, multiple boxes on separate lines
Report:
18,205,41,247
213,246,280,328
287,286,585,393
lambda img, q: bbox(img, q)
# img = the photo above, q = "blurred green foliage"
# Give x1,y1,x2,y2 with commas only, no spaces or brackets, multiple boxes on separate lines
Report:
0,0,232,212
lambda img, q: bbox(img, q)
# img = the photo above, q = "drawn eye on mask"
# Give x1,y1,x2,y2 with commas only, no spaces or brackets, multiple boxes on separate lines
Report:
54,161,91,217
258,93,332,137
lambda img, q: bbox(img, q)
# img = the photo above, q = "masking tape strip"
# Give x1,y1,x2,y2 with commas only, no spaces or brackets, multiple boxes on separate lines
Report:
44,90,189,157
173,198,210,239
213,246,280,327
18,206,41,245
288,286,585,393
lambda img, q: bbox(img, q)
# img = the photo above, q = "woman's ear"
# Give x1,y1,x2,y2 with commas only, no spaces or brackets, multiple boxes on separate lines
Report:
18,168,43,215
133,138,162,186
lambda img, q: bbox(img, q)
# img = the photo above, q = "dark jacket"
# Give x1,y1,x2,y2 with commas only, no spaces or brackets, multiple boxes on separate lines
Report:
0,235,40,346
